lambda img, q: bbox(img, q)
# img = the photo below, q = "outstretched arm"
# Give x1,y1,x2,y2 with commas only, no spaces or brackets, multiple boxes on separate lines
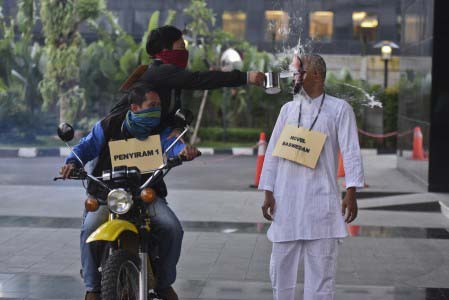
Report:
148,65,264,90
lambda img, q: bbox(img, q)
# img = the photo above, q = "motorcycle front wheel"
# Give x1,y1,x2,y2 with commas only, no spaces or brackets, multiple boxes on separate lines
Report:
101,249,140,300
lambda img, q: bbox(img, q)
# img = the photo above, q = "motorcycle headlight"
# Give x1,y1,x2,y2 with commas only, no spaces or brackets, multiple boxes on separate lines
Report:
107,189,133,214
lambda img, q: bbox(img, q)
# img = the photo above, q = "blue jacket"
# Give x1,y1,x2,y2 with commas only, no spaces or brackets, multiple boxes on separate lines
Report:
66,122,185,167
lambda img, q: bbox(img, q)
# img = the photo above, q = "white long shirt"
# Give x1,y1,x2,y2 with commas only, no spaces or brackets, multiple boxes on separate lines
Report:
258,92,365,242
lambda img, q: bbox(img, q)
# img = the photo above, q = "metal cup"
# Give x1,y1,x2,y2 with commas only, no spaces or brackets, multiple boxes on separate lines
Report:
264,72,281,94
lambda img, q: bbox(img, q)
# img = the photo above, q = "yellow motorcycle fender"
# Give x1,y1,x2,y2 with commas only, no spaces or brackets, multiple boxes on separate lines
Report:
86,219,138,243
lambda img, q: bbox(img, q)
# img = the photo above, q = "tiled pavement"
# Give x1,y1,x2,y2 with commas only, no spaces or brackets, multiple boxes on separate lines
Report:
1,222,449,299
1,153,449,299
0,191,449,300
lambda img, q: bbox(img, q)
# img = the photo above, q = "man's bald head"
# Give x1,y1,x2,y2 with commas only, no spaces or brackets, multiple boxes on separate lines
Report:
301,54,327,82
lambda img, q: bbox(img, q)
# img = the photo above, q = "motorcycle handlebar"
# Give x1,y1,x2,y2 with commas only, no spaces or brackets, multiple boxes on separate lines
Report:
53,168,87,181
54,150,202,181
179,150,202,162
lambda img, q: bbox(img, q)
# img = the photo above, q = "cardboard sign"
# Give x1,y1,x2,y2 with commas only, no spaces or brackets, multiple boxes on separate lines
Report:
109,135,163,173
272,125,327,169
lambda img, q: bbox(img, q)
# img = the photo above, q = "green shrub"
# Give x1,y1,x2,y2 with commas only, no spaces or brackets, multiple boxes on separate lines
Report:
198,127,263,143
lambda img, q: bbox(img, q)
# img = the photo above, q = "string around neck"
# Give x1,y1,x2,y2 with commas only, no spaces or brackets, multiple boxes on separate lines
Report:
297,92,326,131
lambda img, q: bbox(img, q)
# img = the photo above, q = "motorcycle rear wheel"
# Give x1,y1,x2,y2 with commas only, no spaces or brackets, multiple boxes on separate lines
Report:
101,249,140,300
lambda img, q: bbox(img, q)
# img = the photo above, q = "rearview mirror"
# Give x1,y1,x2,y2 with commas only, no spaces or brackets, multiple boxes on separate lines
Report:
57,123,74,142
174,109,194,127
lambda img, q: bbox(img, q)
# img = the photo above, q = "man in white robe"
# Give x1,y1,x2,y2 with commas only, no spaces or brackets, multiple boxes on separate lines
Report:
259,54,365,300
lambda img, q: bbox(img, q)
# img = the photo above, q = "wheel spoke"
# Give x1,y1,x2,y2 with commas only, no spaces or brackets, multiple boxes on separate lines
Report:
116,260,139,300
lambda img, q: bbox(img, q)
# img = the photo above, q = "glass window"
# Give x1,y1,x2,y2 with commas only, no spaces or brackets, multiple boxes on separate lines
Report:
265,10,289,41
222,11,247,40
404,14,421,43
309,11,334,41
353,12,378,42
134,11,152,34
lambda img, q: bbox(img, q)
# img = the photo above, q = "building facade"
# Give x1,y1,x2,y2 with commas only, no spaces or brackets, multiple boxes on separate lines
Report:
397,0,433,187
112,0,401,55
208,0,400,55
398,0,449,193
2,0,402,85
3,0,400,55
2,0,402,86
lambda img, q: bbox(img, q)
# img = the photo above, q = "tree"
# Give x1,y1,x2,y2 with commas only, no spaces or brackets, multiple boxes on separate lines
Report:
183,1,280,141
183,0,216,144
76,9,176,130
39,0,105,124
0,0,46,142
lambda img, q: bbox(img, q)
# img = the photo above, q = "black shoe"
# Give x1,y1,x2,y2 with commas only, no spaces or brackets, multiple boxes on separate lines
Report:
155,286,178,300
149,289,160,300
85,291,101,300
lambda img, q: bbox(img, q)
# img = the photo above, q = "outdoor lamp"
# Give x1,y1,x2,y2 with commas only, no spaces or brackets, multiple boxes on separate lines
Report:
374,41,399,88
374,41,399,58
381,45,392,60
358,16,378,56
360,17,378,29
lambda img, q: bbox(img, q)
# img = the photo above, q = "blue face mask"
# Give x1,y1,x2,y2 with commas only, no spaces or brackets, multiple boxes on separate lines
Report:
124,107,161,140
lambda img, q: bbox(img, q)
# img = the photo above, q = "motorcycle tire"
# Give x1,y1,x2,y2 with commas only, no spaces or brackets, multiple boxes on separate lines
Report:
101,249,140,300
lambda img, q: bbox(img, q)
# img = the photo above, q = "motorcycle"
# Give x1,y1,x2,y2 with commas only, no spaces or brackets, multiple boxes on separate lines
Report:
54,109,197,300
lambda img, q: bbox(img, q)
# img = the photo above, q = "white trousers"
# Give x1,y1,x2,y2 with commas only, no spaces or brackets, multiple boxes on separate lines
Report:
270,239,339,300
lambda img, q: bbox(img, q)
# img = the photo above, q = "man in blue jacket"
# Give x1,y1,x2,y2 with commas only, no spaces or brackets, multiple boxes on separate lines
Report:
60,87,199,300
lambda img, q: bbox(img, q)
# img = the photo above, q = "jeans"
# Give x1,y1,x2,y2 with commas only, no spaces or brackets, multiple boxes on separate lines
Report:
80,197,184,292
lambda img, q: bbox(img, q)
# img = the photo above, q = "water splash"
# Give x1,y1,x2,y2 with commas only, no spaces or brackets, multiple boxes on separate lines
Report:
340,83,383,108
267,0,382,109
268,0,309,70
279,70,295,78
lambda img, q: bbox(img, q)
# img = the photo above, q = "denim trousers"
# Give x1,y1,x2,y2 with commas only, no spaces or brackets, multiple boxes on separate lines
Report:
80,197,184,292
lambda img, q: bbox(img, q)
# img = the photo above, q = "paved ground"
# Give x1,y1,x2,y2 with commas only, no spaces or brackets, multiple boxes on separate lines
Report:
0,151,449,299
0,150,427,193
0,155,256,190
